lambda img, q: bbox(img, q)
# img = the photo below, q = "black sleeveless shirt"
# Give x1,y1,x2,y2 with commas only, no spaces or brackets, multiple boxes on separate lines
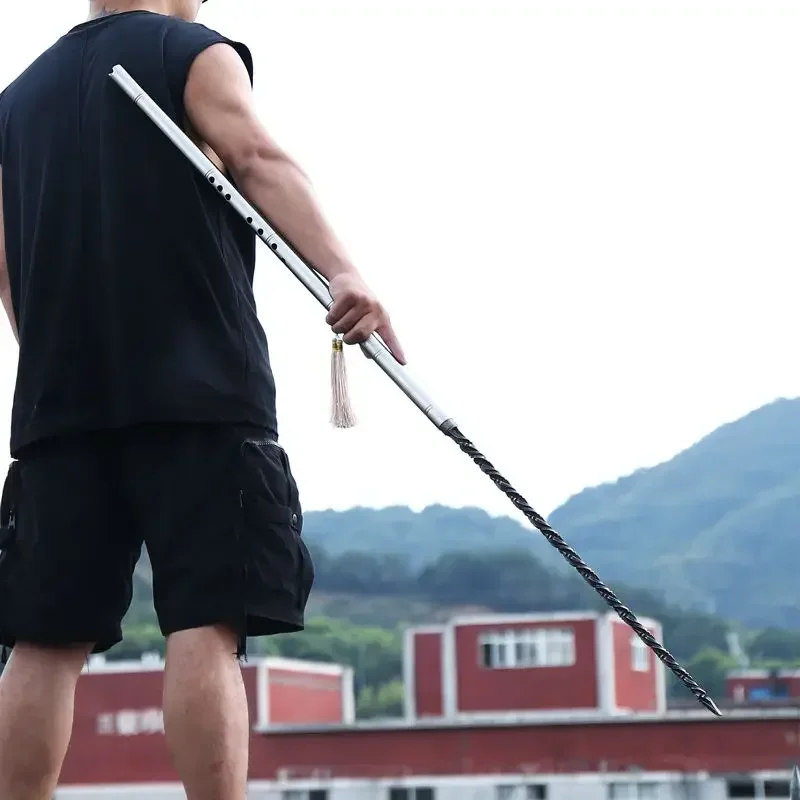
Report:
0,11,277,456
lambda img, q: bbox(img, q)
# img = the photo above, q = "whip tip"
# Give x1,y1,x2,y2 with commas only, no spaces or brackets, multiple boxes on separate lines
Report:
700,695,723,717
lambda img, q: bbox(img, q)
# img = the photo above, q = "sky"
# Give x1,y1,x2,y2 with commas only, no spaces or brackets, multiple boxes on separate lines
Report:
0,0,798,526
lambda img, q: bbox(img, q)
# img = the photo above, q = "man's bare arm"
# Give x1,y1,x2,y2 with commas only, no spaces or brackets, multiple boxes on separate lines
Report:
184,44,356,281
0,170,18,344
183,43,406,361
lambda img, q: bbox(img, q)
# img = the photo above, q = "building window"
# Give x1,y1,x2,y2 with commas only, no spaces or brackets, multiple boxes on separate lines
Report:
608,782,658,799
725,779,756,798
281,791,328,800
631,635,650,672
479,628,575,669
764,781,790,797
496,784,548,799
389,788,435,800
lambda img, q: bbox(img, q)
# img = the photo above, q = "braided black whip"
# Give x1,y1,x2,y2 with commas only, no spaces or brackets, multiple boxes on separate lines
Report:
445,426,721,717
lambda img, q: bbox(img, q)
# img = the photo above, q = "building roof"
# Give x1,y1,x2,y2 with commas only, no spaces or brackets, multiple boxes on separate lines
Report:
255,704,800,735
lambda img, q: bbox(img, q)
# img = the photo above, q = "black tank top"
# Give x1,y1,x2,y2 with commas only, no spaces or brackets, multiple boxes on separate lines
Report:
0,11,277,456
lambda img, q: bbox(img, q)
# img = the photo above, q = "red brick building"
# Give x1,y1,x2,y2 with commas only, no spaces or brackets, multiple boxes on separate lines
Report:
65,652,354,778
403,611,666,720
727,668,800,703
56,705,800,798
50,616,800,799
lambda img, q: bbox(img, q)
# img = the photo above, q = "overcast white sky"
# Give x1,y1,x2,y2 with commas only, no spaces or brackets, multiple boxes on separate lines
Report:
0,0,798,524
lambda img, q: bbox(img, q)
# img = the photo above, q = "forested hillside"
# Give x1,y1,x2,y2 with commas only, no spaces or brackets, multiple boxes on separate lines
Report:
301,397,800,629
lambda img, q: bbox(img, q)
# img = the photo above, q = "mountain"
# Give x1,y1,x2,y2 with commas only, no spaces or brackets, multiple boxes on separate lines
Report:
548,397,800,628
304,397,800,629
303,504,538,569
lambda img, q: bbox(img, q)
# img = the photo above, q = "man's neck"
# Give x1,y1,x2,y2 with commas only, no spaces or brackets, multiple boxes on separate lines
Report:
90,6,122,17
89,1,169,19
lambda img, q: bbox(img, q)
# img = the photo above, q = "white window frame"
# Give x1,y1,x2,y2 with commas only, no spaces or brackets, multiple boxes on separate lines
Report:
631,634,650,673
479,627,576,669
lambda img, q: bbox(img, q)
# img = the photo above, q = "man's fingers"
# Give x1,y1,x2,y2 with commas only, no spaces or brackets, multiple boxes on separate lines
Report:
325,294,357,326
376,321,407,365
339,318,407,365
329,297,407,366
330,307,363,336
341,313,378,347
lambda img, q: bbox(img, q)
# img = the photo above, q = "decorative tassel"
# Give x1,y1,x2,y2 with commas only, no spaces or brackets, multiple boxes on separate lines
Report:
330,335,356,428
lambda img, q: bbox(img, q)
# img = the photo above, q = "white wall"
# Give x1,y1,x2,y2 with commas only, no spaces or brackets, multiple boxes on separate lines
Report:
57,791,182,800
53,771,776,800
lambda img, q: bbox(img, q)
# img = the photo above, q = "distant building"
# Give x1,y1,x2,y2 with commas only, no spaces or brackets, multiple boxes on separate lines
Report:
727,668,800,703
56,703,800,799
404,611,666,720
75,653,355,742
52,613,800,799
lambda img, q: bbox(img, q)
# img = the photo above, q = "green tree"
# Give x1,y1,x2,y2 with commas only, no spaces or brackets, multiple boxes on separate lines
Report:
311,547,413,596
749,627,800,662
680,647,736,699
357,680,405,719
108,623,165,660
418,549,561,611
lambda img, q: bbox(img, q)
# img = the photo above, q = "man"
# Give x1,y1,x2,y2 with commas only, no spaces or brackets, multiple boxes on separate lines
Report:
0,1,406,798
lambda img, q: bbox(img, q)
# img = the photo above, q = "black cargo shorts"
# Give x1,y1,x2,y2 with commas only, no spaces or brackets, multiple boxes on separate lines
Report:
0,423,315,656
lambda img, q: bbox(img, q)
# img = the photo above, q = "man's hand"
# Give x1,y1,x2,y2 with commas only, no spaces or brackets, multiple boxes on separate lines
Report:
326,273,407,365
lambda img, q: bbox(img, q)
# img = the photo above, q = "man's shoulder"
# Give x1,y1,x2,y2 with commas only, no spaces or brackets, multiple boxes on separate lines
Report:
163,19,253,80
162,17,233,45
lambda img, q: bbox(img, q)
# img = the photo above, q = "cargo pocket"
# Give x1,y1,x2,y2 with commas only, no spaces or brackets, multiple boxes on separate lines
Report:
237,439,315,635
